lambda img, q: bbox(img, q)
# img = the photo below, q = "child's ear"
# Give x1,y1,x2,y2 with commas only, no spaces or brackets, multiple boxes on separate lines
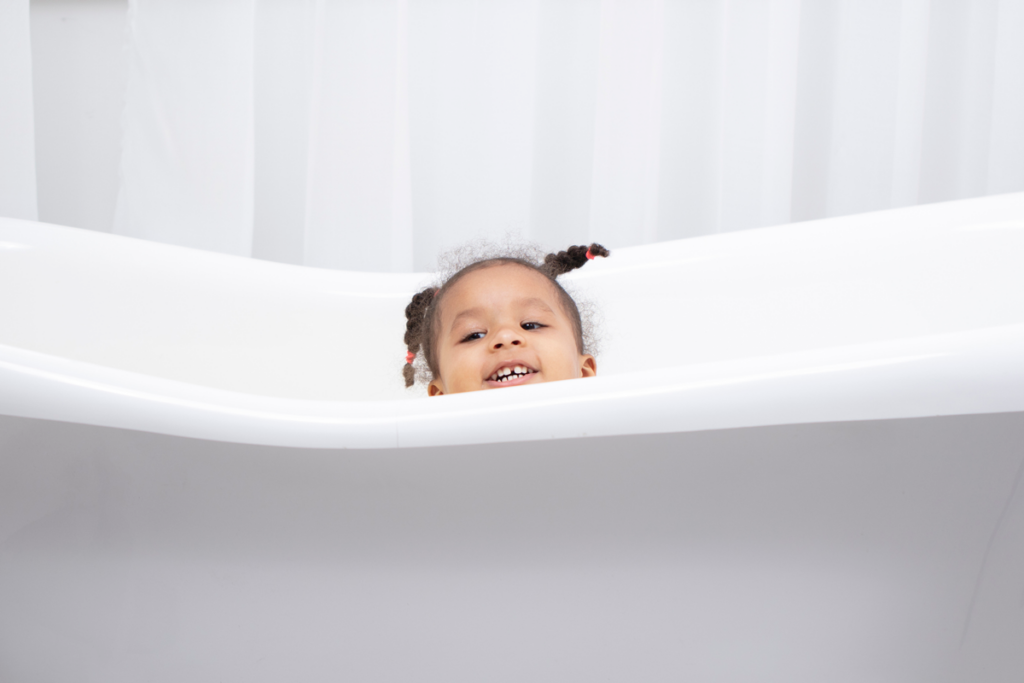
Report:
580,355,597,378
428,380,446,396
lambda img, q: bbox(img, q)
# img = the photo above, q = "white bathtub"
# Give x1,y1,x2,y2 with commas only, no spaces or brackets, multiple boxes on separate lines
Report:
2,194,1023,681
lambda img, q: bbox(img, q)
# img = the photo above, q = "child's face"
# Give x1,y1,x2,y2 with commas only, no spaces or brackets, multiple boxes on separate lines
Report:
428,264,596,396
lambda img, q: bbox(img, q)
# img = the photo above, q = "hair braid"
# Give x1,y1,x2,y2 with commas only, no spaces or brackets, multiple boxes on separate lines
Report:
403,287,437,387
540,243,609,278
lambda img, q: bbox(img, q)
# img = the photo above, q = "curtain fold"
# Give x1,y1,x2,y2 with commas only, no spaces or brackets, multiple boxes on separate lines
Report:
988,0,1024,194
0,0,38,221
252,0,315,266
588,0,663,248
113,0,255,255
406,1,542,270
13,0,1023,270
303,0,407,271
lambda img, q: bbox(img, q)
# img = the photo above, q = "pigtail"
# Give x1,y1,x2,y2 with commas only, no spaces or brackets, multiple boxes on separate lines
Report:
403,287,437,387
540,243,609,278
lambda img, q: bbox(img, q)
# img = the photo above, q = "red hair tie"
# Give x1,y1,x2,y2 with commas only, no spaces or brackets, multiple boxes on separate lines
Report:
406,351,415,364
585,248,594,260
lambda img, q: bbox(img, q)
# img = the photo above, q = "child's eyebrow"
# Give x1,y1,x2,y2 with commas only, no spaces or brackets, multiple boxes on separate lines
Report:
449,306,485,332
515,297,556,314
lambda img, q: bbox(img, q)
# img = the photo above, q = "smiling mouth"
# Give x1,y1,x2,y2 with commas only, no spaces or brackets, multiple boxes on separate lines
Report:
488,365,536,384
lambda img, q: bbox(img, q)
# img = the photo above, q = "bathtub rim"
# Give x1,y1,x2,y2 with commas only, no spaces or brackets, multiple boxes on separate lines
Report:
2,321,1023,449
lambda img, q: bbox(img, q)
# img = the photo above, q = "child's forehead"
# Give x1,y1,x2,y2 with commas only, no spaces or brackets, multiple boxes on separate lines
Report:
450,262,554,295
441,264,562,314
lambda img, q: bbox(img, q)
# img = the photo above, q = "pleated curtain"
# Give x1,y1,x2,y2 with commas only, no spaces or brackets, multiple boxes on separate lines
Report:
0,0,38,222
5,0,1024,272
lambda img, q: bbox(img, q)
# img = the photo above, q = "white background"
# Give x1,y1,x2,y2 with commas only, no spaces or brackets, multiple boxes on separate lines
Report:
5,0,1024,272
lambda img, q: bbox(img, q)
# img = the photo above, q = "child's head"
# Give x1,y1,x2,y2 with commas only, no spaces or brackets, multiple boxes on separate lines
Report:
403,243,609,395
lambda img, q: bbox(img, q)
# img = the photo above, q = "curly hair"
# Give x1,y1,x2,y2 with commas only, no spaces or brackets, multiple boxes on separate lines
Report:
403,242,610,387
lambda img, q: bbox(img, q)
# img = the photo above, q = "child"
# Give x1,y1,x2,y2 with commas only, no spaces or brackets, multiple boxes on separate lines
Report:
403,243,610,395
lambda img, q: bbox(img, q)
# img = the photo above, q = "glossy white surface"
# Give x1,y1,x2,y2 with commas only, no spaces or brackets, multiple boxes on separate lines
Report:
2,193,1024,447
3,196,1024,681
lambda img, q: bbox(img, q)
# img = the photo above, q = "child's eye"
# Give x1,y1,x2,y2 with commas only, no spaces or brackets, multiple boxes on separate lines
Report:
461,331,485,342
521,322,545,330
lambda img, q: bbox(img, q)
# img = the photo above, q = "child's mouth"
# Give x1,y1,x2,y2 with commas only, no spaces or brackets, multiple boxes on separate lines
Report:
487,365,536,386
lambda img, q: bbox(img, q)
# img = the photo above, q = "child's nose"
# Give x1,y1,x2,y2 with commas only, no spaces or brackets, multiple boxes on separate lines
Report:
491,326,523,349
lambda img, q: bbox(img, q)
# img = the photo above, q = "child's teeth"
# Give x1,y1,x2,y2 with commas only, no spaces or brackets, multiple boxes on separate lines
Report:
489,366,535,382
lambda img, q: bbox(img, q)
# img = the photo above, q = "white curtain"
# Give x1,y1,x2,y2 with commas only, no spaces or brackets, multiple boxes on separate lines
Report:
0,0,38,221
114,0,255,255
7,0,1023,272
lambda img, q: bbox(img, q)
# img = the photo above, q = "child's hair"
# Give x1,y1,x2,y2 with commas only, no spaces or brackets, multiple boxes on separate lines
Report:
403,242,610,387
